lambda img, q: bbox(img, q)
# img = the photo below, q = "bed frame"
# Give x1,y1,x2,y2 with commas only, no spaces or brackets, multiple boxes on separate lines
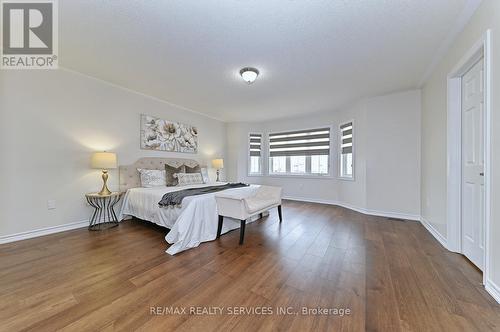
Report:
119,157,202,192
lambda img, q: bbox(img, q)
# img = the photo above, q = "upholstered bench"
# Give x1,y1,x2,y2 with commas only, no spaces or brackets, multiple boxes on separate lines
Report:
215,185,282,244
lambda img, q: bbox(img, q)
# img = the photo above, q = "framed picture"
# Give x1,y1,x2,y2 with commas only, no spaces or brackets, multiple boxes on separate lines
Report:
140,114,198,153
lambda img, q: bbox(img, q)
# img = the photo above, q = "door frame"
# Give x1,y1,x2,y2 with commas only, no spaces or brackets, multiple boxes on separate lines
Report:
447,30,491,285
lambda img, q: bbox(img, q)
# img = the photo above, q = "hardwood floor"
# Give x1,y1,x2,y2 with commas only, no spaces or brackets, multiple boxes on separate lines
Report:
1,200,499,331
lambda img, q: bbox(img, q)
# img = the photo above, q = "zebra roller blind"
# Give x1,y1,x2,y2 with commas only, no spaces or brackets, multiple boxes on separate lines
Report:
340,122,353,154
269,127,330,157
249,133,262,157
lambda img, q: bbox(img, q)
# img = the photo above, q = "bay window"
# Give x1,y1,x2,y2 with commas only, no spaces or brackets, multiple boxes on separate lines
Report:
339,121,354,179
248,133,263,175
268,127,330,176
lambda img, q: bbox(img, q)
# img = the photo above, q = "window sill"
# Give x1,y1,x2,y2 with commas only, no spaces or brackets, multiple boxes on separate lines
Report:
338,176,355,181
247,174,264,177
268,174,334,179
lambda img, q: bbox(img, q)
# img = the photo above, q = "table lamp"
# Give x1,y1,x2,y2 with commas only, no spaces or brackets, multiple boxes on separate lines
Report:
91,152,117,195
212,159,224,182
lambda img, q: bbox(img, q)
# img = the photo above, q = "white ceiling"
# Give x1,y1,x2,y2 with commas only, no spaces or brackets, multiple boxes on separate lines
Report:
60,0,475,122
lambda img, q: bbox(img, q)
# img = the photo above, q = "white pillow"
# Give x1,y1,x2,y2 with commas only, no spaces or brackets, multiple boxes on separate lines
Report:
200,167,210,183
137,169,166,188
176,172,204,186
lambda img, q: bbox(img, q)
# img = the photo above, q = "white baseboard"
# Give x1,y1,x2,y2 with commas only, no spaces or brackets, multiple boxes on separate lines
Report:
282,195,420,221
419,216,448,249
0,220,89,245
485,279,500,304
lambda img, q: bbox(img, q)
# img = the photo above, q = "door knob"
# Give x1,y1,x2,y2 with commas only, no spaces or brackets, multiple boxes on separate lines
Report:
480,172,484,176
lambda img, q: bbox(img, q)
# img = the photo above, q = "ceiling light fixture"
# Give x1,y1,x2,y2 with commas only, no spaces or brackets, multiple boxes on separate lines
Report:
240,67,259,84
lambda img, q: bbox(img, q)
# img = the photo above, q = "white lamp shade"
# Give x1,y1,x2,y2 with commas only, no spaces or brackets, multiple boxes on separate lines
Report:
212,159,224,169
91,152,117,169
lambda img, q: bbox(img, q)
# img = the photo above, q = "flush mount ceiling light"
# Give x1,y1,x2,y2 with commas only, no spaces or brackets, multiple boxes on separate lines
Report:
239,67,259,84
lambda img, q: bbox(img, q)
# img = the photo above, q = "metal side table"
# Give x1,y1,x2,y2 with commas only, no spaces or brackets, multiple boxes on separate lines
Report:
85,192,123,231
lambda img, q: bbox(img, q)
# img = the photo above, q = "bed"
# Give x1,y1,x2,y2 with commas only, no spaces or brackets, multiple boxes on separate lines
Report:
118,157,260,255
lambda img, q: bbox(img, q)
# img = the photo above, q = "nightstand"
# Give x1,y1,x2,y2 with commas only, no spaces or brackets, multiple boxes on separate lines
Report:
85,192,123,231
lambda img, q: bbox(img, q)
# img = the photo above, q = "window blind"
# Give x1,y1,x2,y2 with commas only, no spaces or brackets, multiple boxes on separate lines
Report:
269,127,330,157
340,122,353,154
249,133,262,157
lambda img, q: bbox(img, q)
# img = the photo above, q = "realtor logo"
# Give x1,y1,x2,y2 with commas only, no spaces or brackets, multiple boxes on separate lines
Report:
1,0,58,69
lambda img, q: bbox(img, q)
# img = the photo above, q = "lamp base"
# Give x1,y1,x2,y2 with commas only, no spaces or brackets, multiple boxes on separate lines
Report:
98,170,112,196
216,169,220,182
98,187,112,196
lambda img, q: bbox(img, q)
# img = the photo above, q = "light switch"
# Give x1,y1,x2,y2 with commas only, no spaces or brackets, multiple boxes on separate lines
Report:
47,200,56,210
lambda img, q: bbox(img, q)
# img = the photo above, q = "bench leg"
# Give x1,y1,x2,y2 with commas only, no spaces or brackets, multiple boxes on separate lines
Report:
278,205,283,223
239,220,246,245
217,215,223,238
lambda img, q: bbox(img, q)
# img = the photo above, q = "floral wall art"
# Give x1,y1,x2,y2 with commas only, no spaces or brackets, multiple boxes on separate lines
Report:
140,114,198,153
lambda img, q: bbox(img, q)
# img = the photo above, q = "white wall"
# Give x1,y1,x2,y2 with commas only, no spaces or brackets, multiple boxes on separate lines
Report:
365,92,421,215
420,0,500,296
0,69,227,238
227,90,421,219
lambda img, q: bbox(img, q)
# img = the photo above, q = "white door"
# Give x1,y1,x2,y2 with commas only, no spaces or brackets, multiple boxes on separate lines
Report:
461,58,485,270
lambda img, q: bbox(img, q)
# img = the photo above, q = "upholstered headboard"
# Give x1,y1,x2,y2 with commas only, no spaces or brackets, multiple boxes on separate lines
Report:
119,157,201,191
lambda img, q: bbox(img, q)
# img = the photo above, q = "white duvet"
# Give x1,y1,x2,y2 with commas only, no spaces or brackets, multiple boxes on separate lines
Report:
119,182,260,255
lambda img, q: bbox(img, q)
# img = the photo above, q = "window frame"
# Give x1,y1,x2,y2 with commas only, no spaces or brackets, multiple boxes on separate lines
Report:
247,132,264,177
338,120,355,181
267,125,333,178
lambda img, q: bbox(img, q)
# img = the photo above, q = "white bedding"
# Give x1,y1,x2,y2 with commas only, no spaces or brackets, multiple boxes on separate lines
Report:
119,182,260,255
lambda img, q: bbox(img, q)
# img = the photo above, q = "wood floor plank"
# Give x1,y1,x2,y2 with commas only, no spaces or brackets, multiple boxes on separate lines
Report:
0,200,499,331
364,237,402,332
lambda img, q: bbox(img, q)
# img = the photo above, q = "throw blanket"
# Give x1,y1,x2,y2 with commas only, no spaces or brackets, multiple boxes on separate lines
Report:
158,183,249,208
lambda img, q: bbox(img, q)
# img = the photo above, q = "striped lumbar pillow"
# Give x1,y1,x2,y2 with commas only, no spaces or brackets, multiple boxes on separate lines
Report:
175,173,204,186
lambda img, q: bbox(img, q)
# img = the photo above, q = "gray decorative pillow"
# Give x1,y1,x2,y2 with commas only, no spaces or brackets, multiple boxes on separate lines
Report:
137,169,166,188
176,173,204,186
165,164,186,186
185,164,201,173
